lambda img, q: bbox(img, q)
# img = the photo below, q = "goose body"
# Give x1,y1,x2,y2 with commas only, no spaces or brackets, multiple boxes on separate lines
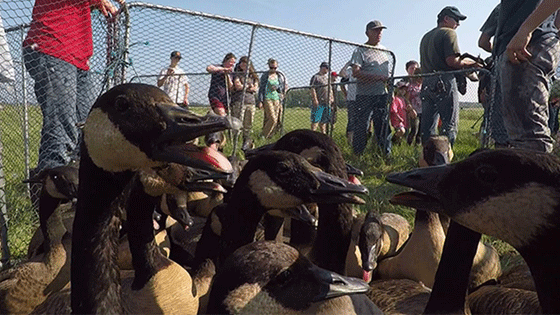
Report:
0,164,81,313
69,83,236,313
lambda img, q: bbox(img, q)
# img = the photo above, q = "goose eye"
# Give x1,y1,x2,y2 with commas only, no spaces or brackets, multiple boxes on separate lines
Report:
275,269,292,287
276,162,291,175
114,96,130,112
475,165,498,184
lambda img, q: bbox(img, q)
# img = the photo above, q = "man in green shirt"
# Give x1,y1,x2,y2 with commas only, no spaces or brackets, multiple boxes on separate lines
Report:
419,6,480,146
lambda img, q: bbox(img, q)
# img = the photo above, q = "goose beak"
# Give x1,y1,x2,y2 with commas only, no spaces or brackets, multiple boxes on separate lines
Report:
151,104,239,172
268,204,317,226
310,170,368,204
386,165,448,210
346,163,364,177
243,143,275,158
179,180,228,194
310,264,370,301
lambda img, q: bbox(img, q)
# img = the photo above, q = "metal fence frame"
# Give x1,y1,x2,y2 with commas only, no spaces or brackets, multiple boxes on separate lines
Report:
0,1,493,264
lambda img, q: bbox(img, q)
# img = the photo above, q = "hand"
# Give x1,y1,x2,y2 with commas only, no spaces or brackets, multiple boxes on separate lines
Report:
223,66,233,73
93,0,122,17
183,99,189,106
506,28,533,64
213,107,227,117
257,102,263,109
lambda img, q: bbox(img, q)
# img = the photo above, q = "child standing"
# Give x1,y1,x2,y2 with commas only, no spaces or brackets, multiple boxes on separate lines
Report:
390,81,409,144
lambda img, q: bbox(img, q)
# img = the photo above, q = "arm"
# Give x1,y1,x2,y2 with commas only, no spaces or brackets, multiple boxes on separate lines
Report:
506,0,560,63
233,76,243,91
157,68,173,87
445,55,481,69
183,82,189,105
310,77,319,107
257,74,267,105
206,64,233,74
478,32,493,53
250,79,259,93
352,64,388,82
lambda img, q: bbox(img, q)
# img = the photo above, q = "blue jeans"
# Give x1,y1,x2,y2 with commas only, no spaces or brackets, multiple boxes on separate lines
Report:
421,74,459,146
24,47,95,171
497,36,560,153
352,94,391,156
346,100,357,134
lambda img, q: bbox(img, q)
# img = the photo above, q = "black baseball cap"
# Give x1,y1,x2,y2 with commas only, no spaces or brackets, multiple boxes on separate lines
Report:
171,51,182,59
320,61,329,69
438,6,467,21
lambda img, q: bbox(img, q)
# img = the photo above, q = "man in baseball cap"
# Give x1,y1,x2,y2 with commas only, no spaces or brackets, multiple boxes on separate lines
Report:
347,19,392,157
418,7,480,147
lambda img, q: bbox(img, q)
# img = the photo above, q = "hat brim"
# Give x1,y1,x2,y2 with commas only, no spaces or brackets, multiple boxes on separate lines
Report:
368,26,387,30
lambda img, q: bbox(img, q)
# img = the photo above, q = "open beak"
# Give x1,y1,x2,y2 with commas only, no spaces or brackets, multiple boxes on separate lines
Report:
309,170,368,205
151,104,240,172
386,165,450,211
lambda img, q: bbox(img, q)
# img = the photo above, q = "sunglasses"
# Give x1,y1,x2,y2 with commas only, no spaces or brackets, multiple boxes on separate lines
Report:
269,66,277,70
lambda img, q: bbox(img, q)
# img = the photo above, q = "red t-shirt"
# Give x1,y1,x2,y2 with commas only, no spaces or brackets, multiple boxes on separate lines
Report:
23,0,93,71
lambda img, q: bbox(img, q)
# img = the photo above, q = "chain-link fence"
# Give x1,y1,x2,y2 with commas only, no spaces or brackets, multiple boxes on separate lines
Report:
0,1,499,263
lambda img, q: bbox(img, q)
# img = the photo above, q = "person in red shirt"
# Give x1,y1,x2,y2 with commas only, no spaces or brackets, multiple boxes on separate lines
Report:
23,0,122,172
390,82,409,144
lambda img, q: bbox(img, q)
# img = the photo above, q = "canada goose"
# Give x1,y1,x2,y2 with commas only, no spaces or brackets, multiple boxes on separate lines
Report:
379,136,500,290
32,166,227,314
467,280,541,314
24,164,79,259
0,168,75,313
69,83,237,313
119,172,219,314
194,150,368,270
498,260,535,291
206,240,381,314
386,148,560,313
247,129,357,275
345,211,410,282
116,163,231,271
367,279,432,314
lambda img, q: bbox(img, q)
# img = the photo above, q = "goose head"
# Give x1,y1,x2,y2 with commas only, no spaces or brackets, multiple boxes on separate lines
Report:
83,83,239,174
208,241,371,314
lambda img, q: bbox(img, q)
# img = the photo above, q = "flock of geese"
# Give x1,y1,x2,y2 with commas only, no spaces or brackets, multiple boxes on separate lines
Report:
1,82,559,314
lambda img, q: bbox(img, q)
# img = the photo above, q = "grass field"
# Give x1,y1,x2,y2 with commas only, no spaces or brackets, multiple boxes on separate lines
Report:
0,104,518,267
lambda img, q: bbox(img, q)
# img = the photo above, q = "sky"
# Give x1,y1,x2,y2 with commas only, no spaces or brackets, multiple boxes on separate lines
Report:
147,0,501,77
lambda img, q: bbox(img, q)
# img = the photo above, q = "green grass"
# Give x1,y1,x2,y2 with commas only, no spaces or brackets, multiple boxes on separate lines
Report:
1,104,519,269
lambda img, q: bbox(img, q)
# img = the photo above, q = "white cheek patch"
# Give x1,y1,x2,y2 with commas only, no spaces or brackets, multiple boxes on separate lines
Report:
248,170,303,209
84,108,161,172
453,183,559,248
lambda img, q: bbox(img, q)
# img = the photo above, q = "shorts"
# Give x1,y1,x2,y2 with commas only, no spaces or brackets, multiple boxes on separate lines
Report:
311,104,331,124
